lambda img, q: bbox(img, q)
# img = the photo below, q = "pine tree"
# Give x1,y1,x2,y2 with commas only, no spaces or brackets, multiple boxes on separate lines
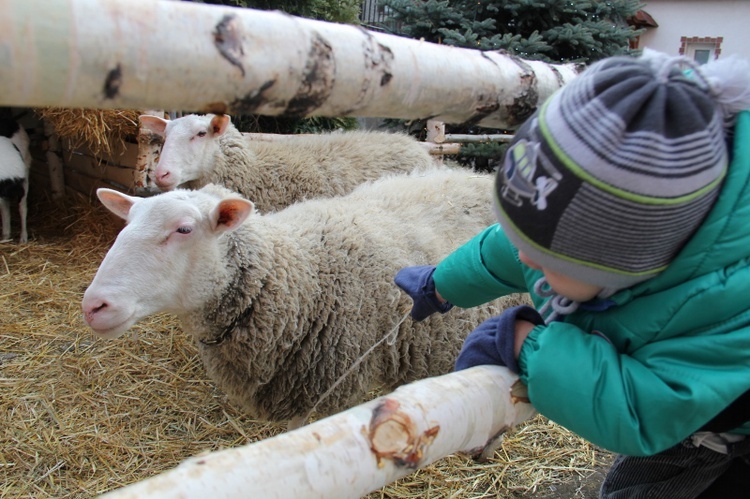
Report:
198,0,361,25
381,0,640,62
379,0,642,169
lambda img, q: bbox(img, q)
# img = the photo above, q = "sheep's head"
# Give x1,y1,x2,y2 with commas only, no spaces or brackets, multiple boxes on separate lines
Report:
140,113,232,191
82,186,253,338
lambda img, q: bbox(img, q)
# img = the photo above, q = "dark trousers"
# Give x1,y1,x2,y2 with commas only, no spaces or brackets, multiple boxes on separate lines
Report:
600,437,750,498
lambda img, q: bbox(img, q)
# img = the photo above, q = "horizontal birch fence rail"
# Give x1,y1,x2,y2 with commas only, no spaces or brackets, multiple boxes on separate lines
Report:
0,0,580,129
101,366,535,499
0,0,581,496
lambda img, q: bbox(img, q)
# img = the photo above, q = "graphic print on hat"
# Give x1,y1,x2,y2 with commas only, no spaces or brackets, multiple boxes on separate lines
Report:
499,121,562,211
494,54,728,291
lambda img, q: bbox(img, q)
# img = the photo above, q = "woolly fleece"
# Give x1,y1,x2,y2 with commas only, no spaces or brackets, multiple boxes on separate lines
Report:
160,114,438,213
188,169,527,422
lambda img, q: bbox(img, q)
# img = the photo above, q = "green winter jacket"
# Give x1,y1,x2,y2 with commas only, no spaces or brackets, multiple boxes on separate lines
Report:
433,111,750,457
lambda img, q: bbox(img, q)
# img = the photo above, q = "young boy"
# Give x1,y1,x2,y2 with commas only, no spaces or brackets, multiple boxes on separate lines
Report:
396,51,750,497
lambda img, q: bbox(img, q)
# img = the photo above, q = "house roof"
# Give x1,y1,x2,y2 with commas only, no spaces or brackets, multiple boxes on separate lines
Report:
628,9,659,28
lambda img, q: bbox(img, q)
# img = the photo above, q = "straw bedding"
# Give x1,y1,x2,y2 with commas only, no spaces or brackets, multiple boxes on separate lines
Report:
0,190,613,498
34,108,140,158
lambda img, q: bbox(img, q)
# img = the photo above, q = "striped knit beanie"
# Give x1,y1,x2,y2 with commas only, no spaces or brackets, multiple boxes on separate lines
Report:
494,52,729,291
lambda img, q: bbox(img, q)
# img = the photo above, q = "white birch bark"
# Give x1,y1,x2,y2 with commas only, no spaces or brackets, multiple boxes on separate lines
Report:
101,366,535,499
424,141,463,156
426,120,446,144
134,110,164,192
425,119,447,165
445,133,516,143
0,0,580,130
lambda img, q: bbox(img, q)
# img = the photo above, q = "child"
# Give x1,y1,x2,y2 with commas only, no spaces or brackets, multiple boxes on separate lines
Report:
396,50,750,497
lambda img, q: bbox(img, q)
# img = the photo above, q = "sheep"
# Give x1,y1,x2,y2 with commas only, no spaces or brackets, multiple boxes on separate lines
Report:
139,113,438,213
0,108,31,243
82,168,529,427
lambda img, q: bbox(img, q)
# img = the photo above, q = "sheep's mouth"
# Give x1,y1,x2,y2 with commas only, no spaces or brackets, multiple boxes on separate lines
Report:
154,179,178,191
87,317,134,339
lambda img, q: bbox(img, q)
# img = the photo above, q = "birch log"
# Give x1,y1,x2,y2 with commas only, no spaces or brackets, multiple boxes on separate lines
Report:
444,132,516,145
424,141,463,156
425,119,447,164
101,366,535,499
134,109,164,192
0,0,580,130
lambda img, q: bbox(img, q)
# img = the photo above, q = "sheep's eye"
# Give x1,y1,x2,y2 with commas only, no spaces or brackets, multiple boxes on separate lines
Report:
197,131,207,137
176,226,192,234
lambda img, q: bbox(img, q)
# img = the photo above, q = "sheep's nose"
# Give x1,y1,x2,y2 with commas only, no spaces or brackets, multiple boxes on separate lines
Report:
82,300,108,325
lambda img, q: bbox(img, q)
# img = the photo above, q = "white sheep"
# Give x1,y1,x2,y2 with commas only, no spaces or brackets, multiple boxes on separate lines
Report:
0,108,31,243
139,113,437,213
82,168,528,427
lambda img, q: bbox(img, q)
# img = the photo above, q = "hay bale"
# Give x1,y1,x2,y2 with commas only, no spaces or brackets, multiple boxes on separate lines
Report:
35,108,140,158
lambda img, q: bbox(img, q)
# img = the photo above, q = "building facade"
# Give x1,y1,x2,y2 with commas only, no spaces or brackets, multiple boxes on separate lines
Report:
636,0,750,62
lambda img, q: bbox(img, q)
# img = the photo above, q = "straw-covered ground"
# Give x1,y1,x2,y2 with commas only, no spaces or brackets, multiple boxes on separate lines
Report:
1,188,613,498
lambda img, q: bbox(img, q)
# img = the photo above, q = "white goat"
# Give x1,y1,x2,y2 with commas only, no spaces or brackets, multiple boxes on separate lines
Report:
0,108,31,243
139,113,437,213
82,169,528,427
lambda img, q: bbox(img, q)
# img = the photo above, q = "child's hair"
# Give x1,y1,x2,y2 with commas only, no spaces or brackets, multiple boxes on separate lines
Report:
493,50,750,293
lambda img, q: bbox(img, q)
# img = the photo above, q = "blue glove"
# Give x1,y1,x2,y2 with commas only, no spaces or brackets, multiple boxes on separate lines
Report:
455,305,544,373
394,265,454,321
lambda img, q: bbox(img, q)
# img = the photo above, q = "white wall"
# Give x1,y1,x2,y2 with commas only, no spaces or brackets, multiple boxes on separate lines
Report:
638,0,750,60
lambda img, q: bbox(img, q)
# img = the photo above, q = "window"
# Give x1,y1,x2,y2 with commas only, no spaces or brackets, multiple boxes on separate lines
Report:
680,37,723,64
693,49,711,65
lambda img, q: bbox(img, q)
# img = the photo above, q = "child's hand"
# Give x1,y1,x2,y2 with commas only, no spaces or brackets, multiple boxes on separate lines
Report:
394,265,454,321
455,306,544,373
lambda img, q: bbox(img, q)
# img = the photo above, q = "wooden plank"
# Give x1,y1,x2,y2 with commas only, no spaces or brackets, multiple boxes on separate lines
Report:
63,147,137,189
96,140,139,168
64,167,130,198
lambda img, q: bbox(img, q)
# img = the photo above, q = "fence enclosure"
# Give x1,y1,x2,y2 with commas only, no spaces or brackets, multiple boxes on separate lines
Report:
0,0,583,496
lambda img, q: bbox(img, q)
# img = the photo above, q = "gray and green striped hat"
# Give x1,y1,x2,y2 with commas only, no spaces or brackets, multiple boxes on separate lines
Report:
494,54,728,290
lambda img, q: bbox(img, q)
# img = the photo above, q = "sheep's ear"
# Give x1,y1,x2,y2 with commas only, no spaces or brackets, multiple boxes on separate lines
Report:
139,115,169,136
209,114,231,137
209,197,253,233
97,188,137,220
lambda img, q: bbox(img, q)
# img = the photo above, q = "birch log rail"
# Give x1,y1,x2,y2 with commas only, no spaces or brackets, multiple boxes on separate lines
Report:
101,366,535,499
0,0,580,129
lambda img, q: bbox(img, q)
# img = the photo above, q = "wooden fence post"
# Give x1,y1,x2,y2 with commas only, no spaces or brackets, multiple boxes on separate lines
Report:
134,110,164,193
43,120,66,200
